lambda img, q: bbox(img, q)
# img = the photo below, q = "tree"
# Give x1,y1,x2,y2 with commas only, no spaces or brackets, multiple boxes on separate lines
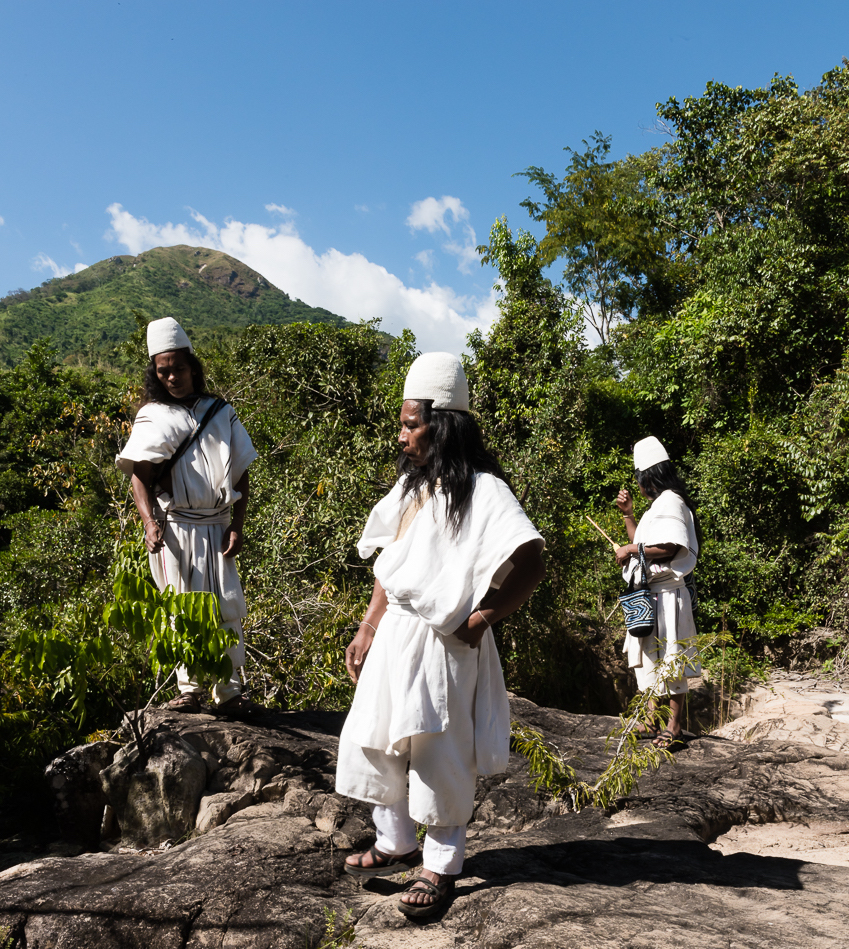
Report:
626,65,849,426
519,133,679,345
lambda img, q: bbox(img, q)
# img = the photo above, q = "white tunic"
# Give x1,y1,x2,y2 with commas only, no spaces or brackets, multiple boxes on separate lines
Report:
622,489,700,691
115,397,257,625
342,473,544,777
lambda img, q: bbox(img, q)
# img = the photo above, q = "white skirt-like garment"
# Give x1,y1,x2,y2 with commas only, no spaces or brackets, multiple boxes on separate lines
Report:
336,600,508,825
624,584,700,696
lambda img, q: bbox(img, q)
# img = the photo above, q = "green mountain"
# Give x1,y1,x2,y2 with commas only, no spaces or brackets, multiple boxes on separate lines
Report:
0,245,349,367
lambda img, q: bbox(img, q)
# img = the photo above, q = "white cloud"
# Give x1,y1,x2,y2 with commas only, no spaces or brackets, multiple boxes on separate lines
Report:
0,215,5,227
265,203,297,217
407,195,480,275
354,204,370,213
414,249,435,270
105,203,498,354
407,196,469,235
32,253,71,279
103,203,207,254
70,239,84,255
31,253,89,279
443,228,480,275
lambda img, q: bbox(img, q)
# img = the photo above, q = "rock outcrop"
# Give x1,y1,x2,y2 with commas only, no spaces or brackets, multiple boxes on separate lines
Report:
44,740,120,851
1,690,848,948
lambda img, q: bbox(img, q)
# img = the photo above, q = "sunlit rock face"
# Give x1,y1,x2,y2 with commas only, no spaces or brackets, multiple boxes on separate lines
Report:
1,693,848,948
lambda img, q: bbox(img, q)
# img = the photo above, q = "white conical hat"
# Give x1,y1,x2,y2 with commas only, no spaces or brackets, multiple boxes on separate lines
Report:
147,317,193,357
403,352,469,411
634,436,669,470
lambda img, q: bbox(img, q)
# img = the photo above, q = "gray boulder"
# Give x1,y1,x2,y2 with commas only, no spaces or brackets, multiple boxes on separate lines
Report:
100,729,207,847
44,740,120,851
195,790,255,833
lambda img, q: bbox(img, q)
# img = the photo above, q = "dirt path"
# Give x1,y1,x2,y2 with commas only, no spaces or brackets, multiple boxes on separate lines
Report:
711,671,849,866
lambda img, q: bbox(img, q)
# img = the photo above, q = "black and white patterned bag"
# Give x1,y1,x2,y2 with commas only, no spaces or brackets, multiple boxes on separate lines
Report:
618,543,656,638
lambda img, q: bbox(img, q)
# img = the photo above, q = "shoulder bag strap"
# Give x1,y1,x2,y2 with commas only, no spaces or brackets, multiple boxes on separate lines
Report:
156,398,228,484
637,543,650,589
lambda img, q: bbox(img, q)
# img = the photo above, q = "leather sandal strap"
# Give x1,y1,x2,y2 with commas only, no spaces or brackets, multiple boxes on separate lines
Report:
405,876,442,898
353,844,418,870
352,845,383,868
170,693,200,709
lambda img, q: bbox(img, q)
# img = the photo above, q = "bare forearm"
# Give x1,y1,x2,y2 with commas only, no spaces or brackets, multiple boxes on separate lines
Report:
478,545,545,626
622,514,637,542
619,542,680,563
455,540,545,646
362,578,388,632
131,461,164,553
231,471,250,527
131,462,156,526
345,579,387,682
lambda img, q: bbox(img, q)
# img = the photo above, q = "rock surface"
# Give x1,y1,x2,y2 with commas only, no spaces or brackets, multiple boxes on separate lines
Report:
44,740,120,851
100,729,208,847
1,691,849,948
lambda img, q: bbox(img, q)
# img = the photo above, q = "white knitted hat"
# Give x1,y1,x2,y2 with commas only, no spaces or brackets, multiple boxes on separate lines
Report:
403,352,469,411
147,317,193,357
634,436,669,471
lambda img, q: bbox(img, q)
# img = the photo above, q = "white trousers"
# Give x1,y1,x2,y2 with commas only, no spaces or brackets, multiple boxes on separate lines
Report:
176,619,244,703
373,798,466,876
150,517,247,704
628,586,700,697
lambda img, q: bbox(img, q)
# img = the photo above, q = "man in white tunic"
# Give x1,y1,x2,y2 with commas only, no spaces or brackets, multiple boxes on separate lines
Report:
614,436,701,748
337,352,545,916
116,318,259,716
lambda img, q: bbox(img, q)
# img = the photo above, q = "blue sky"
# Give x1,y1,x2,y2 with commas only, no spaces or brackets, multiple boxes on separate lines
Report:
1,0,847,352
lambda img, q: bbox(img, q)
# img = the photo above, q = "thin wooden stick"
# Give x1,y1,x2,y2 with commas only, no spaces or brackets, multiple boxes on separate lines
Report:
584,514,621,551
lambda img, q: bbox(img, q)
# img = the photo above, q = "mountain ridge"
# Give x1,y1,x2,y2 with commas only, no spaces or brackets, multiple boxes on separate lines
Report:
0,245,349,368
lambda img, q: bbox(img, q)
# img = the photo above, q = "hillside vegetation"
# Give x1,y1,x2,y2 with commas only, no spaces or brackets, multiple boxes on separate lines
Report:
0,245,347,368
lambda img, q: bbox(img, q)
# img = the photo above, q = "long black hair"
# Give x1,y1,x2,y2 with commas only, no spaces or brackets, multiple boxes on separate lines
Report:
635,460,703,547
398,400,510,534
140,348,208,407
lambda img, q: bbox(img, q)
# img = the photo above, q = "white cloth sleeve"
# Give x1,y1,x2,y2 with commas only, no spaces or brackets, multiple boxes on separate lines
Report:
228,409,258,483
115,404,186,476
357,480,407,557
636,490,692,551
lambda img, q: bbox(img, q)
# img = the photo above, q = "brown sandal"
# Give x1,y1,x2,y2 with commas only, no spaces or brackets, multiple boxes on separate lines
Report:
653,728,686,750
166,693,201,713
344,844,422,879
216,693,262,719
397,874,455,917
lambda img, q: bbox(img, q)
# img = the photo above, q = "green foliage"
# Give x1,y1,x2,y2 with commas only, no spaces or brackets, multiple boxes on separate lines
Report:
203,319,416,710
519,133,683,343
0,245,348,369
8,568,237,755
509,723,577,800
625,66,849,427
511,706,672,812
472,219,630,706
506,61,849,674
105,572,237,687
311,907,357,949
0,339,131,519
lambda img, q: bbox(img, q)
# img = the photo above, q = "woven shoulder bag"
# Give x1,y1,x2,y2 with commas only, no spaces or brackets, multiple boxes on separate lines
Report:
618,543,656,638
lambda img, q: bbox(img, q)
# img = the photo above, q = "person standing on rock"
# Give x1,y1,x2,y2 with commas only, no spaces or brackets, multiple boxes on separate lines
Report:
337,352,546,917
116,317,260,718
614,436,701,749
